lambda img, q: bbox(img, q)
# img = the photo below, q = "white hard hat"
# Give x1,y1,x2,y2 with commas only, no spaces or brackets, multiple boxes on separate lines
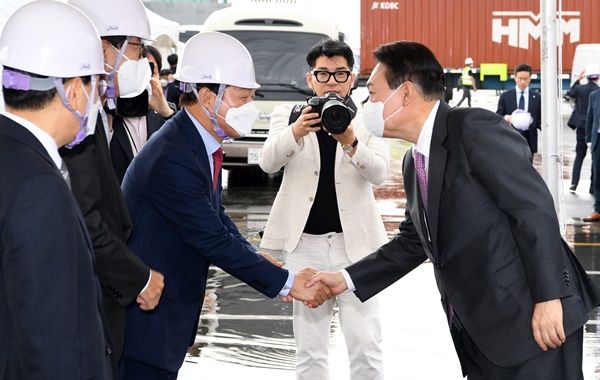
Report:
0,0,104,78
69,0,152,41
175,31,260,89
465,57,474,65
585,62,600,78
511,111,533,131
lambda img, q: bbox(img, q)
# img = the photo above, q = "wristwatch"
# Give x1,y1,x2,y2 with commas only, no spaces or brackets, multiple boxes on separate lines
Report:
341,137,359,153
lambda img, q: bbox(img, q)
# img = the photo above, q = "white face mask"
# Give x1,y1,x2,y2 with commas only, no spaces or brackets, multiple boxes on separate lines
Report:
106,49,151,99
363,84,403,138
55,77,100,149
160,79,168,88
218,100,260,137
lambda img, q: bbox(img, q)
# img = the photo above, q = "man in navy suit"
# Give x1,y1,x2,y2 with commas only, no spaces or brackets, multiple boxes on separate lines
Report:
309,41,600,379
0,2,114,378
497,63,542,154
584,88,600,221
119,32,332,379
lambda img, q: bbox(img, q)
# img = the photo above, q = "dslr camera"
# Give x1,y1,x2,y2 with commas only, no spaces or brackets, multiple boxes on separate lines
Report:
305,92,355,134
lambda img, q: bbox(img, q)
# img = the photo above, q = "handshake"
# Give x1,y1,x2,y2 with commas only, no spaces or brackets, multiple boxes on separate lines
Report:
282,267,349,308
259,252,350,308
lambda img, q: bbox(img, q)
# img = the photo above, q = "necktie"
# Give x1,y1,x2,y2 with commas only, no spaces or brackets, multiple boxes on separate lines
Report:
59,160,71,190
415,148,454,329
212,147,223,192
414,148,428,215
518,90,525,110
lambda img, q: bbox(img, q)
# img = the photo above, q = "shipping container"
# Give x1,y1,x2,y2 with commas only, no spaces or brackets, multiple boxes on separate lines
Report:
360,0,599,77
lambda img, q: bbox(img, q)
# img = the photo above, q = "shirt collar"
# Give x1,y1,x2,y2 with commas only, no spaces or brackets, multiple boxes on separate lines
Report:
2,111,62,169
413,100,441,159
184,107,221,155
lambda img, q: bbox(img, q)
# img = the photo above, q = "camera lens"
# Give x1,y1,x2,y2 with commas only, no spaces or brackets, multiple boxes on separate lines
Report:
321,100,352,134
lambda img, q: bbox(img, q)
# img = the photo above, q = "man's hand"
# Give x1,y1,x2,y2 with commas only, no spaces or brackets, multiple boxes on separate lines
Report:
137,269,164,311
291,106,321,141
148,77,175,118
257,251,284,267
289,268,333,308
532,298,565,351
306,271,348,296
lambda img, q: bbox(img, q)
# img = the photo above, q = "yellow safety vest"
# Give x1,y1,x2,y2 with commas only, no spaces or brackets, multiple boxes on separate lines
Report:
461,66,473,86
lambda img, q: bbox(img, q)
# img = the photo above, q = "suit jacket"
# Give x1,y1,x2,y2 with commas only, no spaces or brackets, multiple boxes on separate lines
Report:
346,102,600,374
165,81,182,107
121,109,290,372
259,104,390,262
496,87,542,153
60,116,149,360
566,81,599,130
586,89,600,148
0,115,114,379
110,110,166,184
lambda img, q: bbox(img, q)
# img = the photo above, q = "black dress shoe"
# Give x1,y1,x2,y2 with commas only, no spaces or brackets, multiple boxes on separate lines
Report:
569,185,577,191
583,211,600,222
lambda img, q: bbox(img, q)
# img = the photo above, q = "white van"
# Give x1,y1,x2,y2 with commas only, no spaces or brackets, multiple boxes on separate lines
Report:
201,2,344,167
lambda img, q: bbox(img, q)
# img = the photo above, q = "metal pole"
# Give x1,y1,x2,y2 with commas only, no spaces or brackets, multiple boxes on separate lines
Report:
540,0,564,230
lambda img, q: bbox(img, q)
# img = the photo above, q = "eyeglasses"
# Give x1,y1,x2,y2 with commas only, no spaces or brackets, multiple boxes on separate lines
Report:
312,70,352,83
515,76,531,82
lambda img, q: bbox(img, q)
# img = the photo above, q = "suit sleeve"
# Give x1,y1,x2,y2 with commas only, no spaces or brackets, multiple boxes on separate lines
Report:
62,130,149,307
496,93,507,116
148,151,288,298
3,174,87,377
259,104,301,173
343,115,390,185
460,109,571,302
586,91,598,144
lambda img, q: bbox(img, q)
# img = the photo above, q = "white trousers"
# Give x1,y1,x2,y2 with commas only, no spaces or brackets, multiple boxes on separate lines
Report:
285,232,384,380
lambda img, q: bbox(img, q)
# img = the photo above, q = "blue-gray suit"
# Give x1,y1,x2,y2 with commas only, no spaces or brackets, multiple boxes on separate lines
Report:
586,89,600,211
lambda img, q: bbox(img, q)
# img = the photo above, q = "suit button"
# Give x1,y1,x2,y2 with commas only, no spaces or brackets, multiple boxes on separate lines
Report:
435,263,443,269
106,345,113,355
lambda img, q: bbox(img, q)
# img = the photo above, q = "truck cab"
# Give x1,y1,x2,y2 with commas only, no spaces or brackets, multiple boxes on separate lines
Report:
201,2,343,168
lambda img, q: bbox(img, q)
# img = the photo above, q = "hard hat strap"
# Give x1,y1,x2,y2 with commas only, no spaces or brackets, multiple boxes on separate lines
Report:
106,37,131,110
2,69,55,91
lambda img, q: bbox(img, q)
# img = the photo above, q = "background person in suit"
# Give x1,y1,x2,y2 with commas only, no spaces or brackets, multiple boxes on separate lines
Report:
567,63,600,192
119,31,332,379
259,38,389,380
583,88,600,222
62,0,165,362
497,63,542,154
0,2,114,378
308,41,600,379
110,45,175,183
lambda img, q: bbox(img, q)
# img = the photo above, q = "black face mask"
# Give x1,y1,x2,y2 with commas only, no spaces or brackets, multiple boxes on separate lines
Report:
114,90,149,118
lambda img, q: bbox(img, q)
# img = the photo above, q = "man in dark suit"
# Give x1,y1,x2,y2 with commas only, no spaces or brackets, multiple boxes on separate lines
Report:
566,63,599,192
62,0,165,362
118,31,332,379
0,2,114,378
497,63,542,154
584,88,600,222
308,41,600,379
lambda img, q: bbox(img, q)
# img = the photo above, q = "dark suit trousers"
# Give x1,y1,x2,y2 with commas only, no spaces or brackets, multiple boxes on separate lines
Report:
461,326,583,380
571,128,593,187
119,357,179,380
